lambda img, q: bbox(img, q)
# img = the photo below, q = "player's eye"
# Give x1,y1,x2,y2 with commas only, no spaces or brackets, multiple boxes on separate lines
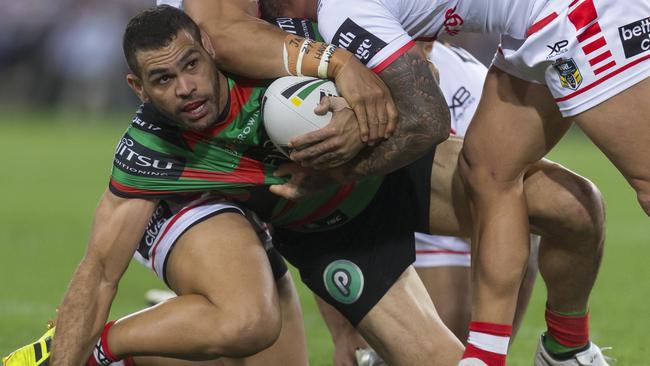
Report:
158,75,172,85
186,59,198,70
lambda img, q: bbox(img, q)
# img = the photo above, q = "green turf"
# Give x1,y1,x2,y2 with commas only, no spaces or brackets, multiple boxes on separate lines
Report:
0,110,648,364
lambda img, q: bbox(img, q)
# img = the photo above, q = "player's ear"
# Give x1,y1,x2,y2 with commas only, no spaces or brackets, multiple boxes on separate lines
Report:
200,29,216,58
126,74,148,102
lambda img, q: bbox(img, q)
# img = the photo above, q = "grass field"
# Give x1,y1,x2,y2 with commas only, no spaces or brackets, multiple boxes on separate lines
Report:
0,109,648,364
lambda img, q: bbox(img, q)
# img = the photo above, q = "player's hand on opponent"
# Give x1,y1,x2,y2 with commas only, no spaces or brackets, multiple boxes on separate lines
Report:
332,54,398,144
269,163,343,200
289,96,364,170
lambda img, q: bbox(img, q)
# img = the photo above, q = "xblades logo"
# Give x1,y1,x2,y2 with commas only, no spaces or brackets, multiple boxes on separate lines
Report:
449,86,472,119
546,40,569,59
323,260,364,304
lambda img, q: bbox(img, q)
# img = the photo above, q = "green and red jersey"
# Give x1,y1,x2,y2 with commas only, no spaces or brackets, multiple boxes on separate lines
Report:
109,76,382,232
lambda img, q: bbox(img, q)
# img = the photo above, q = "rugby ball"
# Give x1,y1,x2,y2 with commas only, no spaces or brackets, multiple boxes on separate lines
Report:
262,76,339,156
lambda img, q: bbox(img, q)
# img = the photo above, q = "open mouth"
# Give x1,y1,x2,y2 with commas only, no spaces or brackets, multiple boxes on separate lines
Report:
181,100,208,120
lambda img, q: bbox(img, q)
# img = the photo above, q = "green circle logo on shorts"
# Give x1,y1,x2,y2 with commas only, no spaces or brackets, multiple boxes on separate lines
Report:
323,260,364,304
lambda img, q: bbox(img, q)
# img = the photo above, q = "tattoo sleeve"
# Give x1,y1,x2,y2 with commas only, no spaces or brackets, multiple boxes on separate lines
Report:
340,47,450,179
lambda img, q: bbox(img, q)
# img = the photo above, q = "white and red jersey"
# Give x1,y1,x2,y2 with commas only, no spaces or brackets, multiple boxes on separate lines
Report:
494,0,650,116
316,0,546,72
318,0,650,116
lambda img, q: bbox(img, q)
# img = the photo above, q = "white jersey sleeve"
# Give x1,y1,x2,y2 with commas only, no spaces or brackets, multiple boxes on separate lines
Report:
429,42,487,136
157,0,183,9
317,0,415,72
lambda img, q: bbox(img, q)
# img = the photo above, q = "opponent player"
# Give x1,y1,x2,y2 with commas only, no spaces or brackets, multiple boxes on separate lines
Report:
5,5,463,366
312,40,602,366
240,0,644,364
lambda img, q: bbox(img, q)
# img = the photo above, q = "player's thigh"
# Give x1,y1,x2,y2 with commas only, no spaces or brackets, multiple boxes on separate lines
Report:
573,77,650,197
357,266,463,366
166,211,277,307
461,67,569,184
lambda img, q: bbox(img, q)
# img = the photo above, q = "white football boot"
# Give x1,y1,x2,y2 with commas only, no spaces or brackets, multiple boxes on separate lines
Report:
535,336,613,366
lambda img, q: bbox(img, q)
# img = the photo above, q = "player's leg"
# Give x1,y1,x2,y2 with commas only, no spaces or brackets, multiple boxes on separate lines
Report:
357,266,463,366
413,235,471,341
133,268,308,366
219,271,309,366
414,238,538,342
524,159,606,361
102,209,283,360
459,67,569,330
512,237,539,339
572,78,650,217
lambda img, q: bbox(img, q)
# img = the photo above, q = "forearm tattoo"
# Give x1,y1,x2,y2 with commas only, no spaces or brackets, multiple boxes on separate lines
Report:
344,49,450,179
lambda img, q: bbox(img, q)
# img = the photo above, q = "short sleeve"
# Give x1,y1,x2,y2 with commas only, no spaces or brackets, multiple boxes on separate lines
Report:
317,0,415,72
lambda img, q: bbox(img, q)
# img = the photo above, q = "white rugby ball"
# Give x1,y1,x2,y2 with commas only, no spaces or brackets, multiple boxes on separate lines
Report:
262,76,339,156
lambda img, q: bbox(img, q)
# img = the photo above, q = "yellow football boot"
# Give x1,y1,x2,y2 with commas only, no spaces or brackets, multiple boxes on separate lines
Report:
2,326,54,366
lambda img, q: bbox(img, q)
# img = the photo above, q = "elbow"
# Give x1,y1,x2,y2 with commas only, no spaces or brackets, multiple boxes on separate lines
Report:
434,103,452,144
424,105,451,148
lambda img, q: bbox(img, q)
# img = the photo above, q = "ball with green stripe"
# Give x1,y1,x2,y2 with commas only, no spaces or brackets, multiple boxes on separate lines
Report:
262,76,339,157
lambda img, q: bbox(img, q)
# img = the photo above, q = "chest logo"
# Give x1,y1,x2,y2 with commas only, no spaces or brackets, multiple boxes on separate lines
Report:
443,7,464,36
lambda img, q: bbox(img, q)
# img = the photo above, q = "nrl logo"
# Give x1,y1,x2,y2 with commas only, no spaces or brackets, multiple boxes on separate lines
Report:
553,58,583,90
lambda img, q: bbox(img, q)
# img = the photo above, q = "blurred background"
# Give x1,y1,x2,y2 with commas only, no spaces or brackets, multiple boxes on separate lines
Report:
0,2,648,365
0,0,150,115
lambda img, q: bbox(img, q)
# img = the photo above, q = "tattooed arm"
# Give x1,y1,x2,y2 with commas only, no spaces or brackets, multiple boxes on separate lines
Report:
271,47,450,199
292,46,449,178
343,46,449,178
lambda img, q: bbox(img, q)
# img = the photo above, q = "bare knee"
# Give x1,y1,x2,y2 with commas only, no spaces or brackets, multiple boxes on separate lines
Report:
544,171,605,244
203,301,282,358
458,147,522,197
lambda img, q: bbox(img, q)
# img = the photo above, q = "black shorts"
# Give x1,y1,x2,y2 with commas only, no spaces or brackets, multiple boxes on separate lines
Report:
274,161,431,325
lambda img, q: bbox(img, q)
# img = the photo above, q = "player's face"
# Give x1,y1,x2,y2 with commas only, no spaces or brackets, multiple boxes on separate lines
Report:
131,30,223,132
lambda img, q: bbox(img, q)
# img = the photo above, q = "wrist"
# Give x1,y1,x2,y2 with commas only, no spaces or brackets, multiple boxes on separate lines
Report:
282,34,352,79
327,47,353,79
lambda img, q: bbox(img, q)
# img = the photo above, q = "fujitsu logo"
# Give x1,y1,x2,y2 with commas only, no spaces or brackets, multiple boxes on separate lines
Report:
275,18,298,35
443,7,464,36
116,138,174,169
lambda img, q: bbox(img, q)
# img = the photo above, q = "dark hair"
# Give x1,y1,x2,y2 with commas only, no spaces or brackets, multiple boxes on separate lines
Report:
123,5,202,76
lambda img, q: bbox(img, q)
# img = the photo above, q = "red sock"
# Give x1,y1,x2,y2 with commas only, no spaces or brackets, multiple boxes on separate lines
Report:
461,321,512,366
545,308,589,348
86,321,135,366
